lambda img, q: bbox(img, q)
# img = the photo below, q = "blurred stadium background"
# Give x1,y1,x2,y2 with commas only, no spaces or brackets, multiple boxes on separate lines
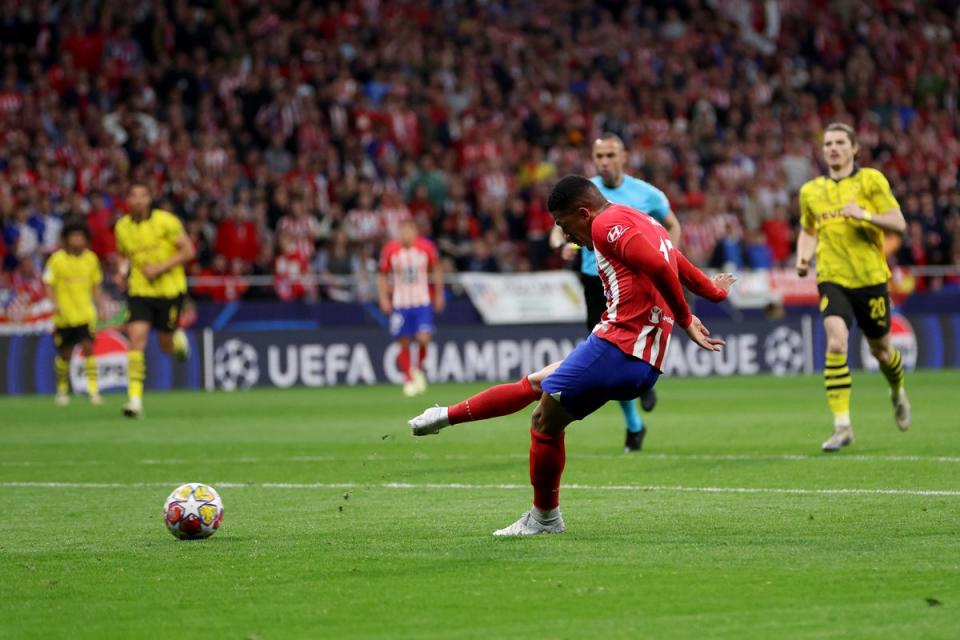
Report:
0,0,958,390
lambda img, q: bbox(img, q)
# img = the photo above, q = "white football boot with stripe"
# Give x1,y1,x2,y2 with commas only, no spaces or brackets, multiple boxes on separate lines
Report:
493,510,565,537
822,425,854,452
408,406,450,436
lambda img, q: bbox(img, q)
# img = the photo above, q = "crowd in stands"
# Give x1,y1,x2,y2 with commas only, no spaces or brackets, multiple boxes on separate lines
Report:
1,0,959,306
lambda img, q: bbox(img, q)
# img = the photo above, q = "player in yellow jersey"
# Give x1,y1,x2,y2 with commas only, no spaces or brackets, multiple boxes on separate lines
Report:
115,182,195,418
796,123,910,452
42,220,105,406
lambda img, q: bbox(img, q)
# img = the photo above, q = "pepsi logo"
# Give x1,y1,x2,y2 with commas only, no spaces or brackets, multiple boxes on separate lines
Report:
70,329,129,393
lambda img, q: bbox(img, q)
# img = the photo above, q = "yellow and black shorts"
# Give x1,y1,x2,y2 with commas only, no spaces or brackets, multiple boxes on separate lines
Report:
54,324,94,348
817,282,890,340
126,295,184,333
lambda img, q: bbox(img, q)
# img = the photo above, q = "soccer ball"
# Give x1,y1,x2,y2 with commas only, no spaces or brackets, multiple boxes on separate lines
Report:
163,483,224,540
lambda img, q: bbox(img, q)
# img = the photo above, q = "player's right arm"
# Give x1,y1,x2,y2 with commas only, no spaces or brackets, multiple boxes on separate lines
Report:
598,219,723,352
676,252,734,302
42,254,60,316
796,185,817,277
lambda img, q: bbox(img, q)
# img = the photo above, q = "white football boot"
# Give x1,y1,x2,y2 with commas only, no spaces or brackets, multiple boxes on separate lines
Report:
493,510,566,537
89,393,103,406
411,369,428,395
822,425,854,452
402,380,417,397
408,405,450,436
892,388,911,431
122,398,143,418
54,392,70,407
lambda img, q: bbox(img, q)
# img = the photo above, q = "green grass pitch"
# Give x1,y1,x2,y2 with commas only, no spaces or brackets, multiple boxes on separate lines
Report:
2,371,959,639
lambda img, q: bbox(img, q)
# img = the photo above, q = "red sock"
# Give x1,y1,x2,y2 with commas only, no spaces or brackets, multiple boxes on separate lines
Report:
411,343,422,370
448,376,540,424
397,347,411,382
530,428,565,510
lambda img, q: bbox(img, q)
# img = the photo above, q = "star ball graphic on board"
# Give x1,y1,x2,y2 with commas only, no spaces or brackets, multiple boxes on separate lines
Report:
763,326,805,375
213,338,260,390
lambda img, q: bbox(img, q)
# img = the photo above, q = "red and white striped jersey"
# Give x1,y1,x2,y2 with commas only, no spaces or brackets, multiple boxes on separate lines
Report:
591,204,688,371
379,238,438,309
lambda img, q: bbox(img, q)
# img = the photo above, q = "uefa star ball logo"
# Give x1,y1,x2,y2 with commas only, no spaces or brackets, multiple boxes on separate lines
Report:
213,339,260,391
764,326,805,375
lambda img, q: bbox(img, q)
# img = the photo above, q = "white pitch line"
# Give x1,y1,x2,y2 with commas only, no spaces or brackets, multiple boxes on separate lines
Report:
0,481,958,497
5,452,960,468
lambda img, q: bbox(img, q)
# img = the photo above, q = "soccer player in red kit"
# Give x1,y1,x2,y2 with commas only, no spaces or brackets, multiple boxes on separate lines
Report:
409,176,735,535
379,219,445,396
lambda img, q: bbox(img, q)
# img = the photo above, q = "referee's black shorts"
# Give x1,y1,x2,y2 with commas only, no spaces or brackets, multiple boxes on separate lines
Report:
126,295,184,332
817,282,890,339
580,273,606,330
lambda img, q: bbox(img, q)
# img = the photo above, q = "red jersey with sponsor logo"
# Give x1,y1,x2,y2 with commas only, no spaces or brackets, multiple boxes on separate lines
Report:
379,238,438,309
591,204,682,370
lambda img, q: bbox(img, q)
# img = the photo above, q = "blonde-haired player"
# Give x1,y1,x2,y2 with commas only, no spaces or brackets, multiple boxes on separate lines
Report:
43,219,105,405
796,123,910,451
115,182,195,418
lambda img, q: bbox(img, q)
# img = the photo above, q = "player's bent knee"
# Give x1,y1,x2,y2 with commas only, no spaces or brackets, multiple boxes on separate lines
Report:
869,344,891,362
157,333,175,354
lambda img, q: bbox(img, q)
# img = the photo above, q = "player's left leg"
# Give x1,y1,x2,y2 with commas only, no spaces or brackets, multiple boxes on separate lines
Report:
867,333,910,430
79,330,102,405
124,320,150,418
408,360,562,435
156,296,189,361
157,330,190,360
411,329,432,395
54,335,72,406
493,335,660,536
493,393,573,537
396,336,416,396
854,284,910,431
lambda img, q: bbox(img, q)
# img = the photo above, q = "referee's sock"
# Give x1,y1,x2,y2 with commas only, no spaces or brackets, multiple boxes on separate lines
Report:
824,352,852,427
619,399,644,433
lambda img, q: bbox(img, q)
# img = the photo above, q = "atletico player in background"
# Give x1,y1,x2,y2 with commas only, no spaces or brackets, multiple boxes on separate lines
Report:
378,219,444,397
43,219,105,406
410,176,734,535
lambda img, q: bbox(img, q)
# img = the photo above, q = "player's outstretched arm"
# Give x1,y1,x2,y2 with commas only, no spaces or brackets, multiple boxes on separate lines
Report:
676,252,733,302
620,235,694,328
619,235,725,352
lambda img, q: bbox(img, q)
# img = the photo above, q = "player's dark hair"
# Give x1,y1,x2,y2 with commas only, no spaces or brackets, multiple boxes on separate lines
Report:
825,122,858,148
61,217,90,241
547,175,605,216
